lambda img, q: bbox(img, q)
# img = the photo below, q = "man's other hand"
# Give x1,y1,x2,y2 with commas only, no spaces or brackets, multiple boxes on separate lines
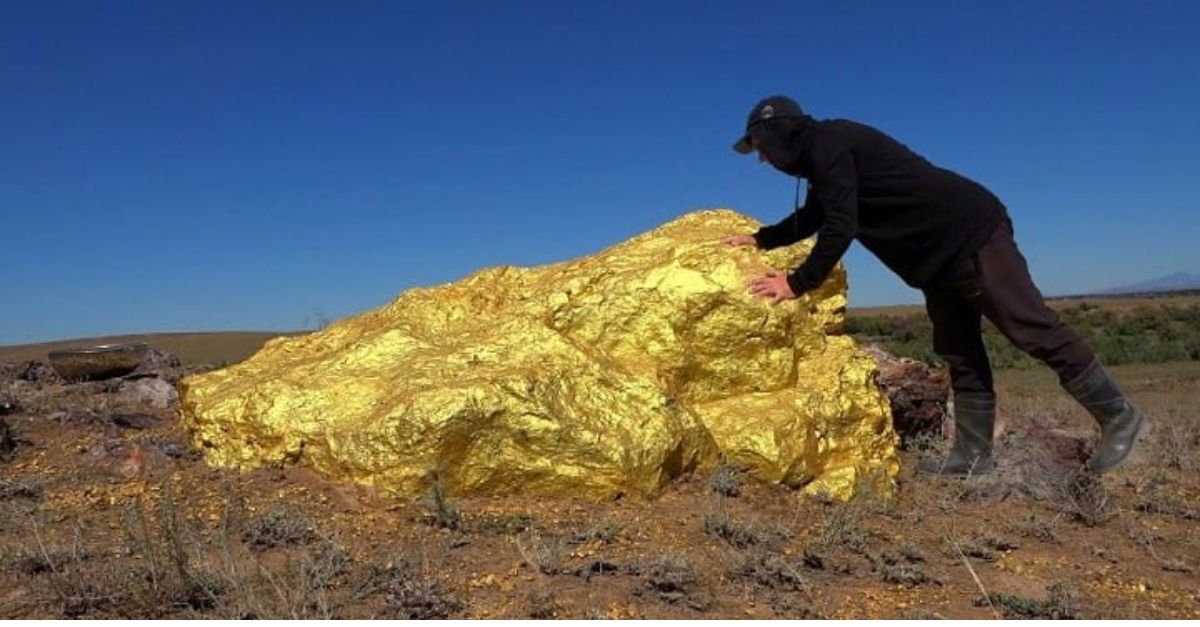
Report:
748,270,798,303
719,234,757,247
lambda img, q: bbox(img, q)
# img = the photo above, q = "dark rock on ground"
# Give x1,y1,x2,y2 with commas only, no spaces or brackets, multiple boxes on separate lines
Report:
111,412,159,430
151,438,195,460
864,345,950,447
1,418,16,460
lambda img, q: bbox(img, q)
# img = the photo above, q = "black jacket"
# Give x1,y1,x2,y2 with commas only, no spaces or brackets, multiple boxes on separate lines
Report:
751,115,1007,294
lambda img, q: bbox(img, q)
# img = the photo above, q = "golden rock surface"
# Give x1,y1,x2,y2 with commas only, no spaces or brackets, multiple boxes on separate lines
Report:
179,209,899,500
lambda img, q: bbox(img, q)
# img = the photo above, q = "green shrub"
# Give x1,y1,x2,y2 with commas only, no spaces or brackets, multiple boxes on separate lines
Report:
847,302,1200,369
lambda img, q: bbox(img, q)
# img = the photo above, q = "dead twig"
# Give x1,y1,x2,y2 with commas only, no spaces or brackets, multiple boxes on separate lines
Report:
949,537,1001,620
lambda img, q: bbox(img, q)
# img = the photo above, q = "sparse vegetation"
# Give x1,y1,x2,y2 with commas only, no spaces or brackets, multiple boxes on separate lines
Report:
1062,471,1115,527
241,506,319,550
1152,416,1200,473
708,464,742,497
569,520,621,545
944,536,998,563
641,555,699,605
848,301,1200,368
1161,558,1195,574
1127,522,1162,553
359,558,462,620
0,477,42,501
702,507,785,549
514,529,566,575
977,582,1083,619
1,323,1198,618
1014,512,1060,543
814,500,870,554
527,588,560,619
421,470,463,531
732,550,810,592
475,512,537,535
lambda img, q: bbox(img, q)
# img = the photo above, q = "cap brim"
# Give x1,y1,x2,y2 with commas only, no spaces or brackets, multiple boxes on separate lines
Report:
732,135,752,155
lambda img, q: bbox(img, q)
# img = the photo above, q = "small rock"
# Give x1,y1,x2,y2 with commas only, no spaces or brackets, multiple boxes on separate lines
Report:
657,591,684,604
86,440,145,480
129,346,183,380
111,413,158,430
158,442,187,458
118,378,179,409
116,446,145,479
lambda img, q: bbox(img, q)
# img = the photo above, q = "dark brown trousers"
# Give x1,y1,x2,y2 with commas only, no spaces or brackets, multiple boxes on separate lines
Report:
922,218,1096,395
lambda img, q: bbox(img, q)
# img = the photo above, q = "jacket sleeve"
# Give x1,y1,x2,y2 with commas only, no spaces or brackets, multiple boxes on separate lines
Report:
753,183,823,250
786,141,858,295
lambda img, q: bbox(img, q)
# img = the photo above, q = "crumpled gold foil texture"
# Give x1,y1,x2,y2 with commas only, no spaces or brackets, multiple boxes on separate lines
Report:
179,209,898,500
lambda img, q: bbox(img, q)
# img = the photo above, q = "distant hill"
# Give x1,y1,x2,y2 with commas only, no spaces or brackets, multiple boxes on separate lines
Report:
1101,272,1200,295
0,331,298,366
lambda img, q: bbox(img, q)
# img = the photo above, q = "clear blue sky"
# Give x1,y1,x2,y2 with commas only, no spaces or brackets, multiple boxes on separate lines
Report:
3,0,1198,345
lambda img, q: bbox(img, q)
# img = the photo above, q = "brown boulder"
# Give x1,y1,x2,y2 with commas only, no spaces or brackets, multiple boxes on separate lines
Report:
117,377,179,409
863,345,950,448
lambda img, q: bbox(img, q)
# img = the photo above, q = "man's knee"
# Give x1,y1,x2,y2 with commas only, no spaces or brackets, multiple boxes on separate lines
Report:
993,318,1095,381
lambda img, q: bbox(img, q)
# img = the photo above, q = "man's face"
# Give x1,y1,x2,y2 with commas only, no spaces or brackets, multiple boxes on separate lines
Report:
751,137,773,165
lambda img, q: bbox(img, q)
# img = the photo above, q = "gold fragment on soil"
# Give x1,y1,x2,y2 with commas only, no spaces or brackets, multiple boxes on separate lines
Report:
179,209,898,500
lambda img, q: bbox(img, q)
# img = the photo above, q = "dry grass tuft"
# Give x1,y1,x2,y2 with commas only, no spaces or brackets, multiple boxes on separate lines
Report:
514,529,567,575
977,582,1083,619
641,554,699,604
420,470,463,531
240,506,319,550
1061,471,1114,527
356,557,462,619
703,507,786,550
708,463,743,497
732,550,810,593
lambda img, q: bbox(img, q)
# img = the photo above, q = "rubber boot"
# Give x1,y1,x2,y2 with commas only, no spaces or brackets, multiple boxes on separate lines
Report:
1063,359,1149,473
917,391,996,476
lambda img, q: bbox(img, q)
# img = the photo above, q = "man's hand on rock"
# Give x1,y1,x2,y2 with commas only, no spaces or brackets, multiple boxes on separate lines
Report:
748,270,798,304
720,234,757,247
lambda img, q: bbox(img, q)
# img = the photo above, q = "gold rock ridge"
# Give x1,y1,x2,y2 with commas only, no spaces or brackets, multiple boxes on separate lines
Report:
179,209,899,500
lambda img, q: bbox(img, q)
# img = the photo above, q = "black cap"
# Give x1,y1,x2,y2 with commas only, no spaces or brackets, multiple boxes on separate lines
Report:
732,95,805,154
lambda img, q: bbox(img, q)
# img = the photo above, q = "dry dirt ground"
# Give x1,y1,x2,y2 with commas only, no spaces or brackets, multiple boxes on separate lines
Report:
1,349,1198,618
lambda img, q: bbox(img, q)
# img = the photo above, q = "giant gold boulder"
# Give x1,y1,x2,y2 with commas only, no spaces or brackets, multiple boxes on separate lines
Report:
179,209,899,500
